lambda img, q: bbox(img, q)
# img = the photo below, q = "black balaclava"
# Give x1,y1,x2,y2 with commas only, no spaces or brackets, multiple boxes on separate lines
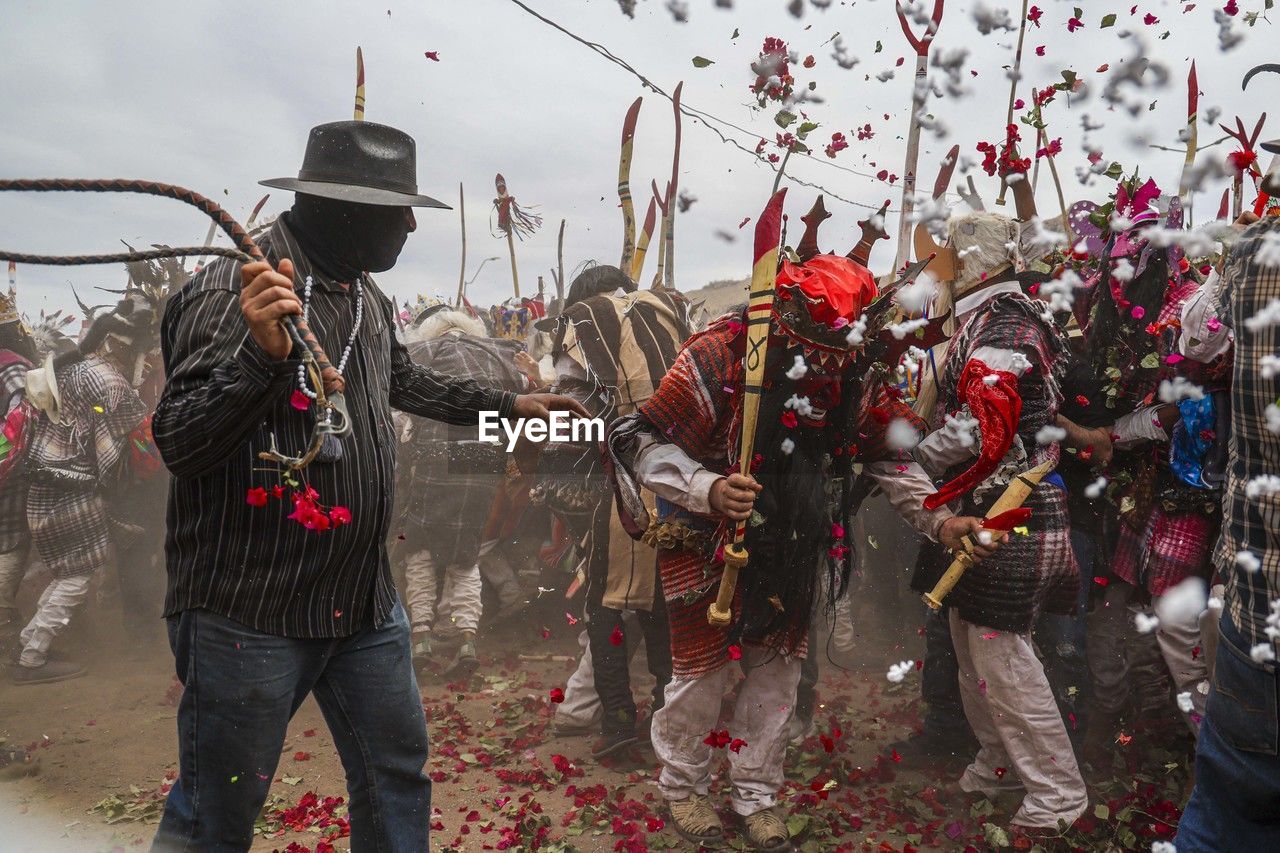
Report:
286,193,412,280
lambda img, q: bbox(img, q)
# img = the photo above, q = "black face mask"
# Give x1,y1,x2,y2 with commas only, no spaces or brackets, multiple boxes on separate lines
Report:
286,194,412,280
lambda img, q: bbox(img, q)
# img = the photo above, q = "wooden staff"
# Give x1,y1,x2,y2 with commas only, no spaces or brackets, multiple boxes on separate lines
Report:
664,83,684,290
892,0,945,271
456,183,467,306
495,174,521,299
995,0,1030,207
556,218,566,304
631,196,657,283
650,180,670,290
923,460,1051,610
1029,98,1073,246
708,187,788,628
353,46,366,121
1178,62,1199,208
618,97,642,272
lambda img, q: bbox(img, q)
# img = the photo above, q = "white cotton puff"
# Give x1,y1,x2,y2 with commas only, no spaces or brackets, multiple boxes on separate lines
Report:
886,660,914,683
1134,612,1160,634
845,314,869,347
1244,297,1280,332
1159,377,1206,404
1008,352,1032,376
886,417,922,451
1207,595,1224,612
1035,425,1067,446
786,354,808,380
895,278,937,316
1154,577,1209,628
943,412,979,449
1252,643,1277,664
982,373,1000,385
1176,692,1194,714
887,317,929,340
1237,550,1262,574
785,394,814,417
1111,257,1136,283
780,438,796,455
1085,476,1108,500
1246,475,1280,500
1151,842,1177,853
1266,404,1280,435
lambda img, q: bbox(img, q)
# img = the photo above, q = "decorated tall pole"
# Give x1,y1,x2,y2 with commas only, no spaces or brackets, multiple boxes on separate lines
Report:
493,173,543,300
650,180,670,290
353,46,366,121
994,0,1030,207
1178,62,1199,222
892,0,945,272
456,183,467,307
663,82,684,290
618,97,643,274
631,196,658,283
708,187,787,629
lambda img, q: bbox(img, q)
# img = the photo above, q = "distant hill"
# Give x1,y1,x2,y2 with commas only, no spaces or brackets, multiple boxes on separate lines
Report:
681,276,749,318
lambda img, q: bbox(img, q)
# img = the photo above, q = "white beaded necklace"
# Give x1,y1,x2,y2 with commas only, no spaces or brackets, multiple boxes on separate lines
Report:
296,274,364,427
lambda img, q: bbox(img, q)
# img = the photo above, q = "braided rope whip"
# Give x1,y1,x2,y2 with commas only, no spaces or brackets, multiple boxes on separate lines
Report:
0,178,350,470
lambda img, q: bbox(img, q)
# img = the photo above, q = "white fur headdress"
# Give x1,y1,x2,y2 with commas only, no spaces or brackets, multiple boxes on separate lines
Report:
405,309,487,344
948,212,1021,297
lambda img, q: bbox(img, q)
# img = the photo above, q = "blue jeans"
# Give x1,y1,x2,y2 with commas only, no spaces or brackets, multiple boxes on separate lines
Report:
152,602,430,852
1177,613,1280,851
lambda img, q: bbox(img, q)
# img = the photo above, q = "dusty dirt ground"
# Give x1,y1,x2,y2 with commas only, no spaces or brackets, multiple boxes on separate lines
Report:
0,585,1194,853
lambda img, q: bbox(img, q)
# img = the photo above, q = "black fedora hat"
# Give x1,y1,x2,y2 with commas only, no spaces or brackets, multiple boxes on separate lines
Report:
260,121,450,209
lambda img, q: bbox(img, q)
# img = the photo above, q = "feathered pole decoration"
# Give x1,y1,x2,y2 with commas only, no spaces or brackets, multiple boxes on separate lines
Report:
353,46,366,121
1177,62,1199,219
1220,114,1266,220
618,97,643,274
493,173,542,299
892,0,945,272
994,0,1030,207
631,196,658,283
708,186,787,629
663,82,684,290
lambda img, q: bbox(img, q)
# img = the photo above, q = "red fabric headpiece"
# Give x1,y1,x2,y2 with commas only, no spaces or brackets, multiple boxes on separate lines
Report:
776,255,877,327
924,359,1022,511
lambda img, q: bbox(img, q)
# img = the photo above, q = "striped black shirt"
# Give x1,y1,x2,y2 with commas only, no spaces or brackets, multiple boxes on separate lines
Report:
154,217,516,637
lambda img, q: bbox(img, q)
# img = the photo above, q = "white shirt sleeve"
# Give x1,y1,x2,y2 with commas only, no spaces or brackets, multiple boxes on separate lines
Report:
1112,405,1168,448
865,460,955,541
970,345,1030,375
632,433,721,515
1179,270,1233,362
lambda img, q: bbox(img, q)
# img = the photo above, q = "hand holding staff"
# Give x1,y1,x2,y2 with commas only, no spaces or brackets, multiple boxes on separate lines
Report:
708,187,787,628
923,459,1052,611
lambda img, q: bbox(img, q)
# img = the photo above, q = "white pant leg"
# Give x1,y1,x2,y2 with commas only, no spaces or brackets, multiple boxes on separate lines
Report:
556,630,604,729
726,647,802,816
403,549,438,635
653,663,733,802
0,541,30,627
439,563,483,634
18,574,92,667
1152,590,1210,735
953,611,1088,829
478,540,522,608
951,609,1023,797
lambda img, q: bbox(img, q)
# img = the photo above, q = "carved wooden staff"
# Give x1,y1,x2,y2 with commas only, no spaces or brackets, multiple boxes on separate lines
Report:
353,46,366,120
923,460,1051,610
649,180,671,290
708,187,787,629
664,83,684,290
618,97,642,274
456,183,467,306
1177,62,1199,212
994,0,1030,207
892,0,945,271
630,196,657,283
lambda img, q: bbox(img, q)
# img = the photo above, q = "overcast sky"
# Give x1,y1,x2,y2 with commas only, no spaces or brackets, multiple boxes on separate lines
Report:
0,0,1271,319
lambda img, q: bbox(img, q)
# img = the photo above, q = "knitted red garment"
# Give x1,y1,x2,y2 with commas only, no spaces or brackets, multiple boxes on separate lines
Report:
924,359,1022,510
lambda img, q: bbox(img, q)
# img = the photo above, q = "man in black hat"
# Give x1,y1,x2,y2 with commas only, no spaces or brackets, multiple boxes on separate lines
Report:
150,121,586,851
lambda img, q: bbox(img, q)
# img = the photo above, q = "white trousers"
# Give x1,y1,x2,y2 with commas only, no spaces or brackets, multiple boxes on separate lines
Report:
478,544,522,608
0,542,29,628
554,618,651,730
652,645,800,816
950,610,1088,829
19,574,92,667
403,549,482,635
